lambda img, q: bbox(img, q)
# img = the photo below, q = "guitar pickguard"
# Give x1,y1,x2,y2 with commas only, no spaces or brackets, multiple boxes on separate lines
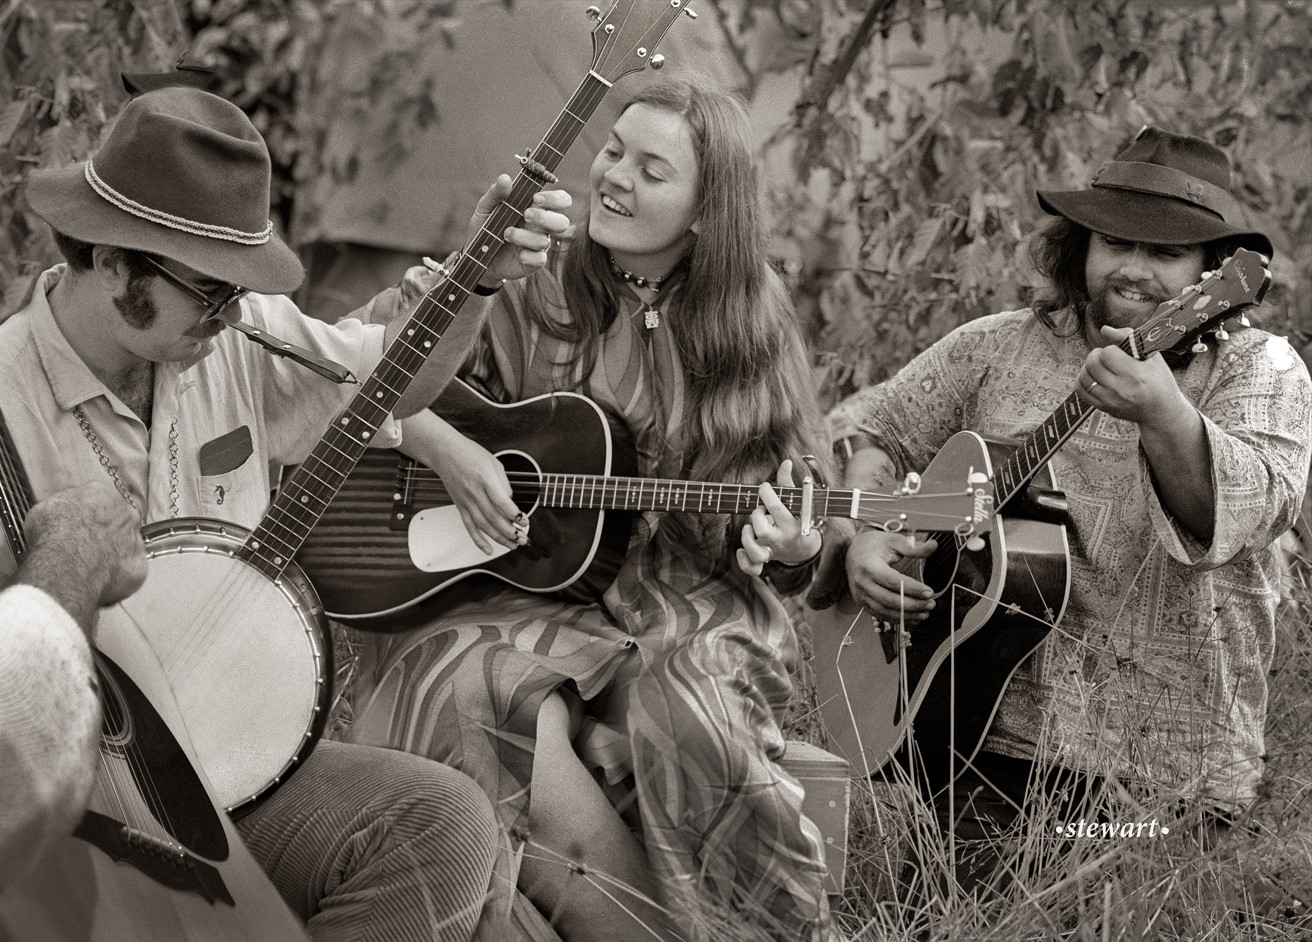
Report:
77,653,234,906
409,506,514,571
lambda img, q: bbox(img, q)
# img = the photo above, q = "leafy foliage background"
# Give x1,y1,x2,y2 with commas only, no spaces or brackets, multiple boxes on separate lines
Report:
4,1,1307,400
731,0,1311,408
2,2,1309,935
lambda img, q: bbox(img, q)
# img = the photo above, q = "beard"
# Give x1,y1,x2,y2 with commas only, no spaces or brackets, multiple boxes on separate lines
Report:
113,270,159,329
1083,274,1166,333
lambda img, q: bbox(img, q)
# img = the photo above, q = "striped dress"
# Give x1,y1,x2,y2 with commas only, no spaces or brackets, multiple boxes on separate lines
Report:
347,270,830,939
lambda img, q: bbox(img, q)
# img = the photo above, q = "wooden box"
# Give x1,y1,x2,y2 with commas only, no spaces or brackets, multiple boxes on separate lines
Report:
781,740,851,897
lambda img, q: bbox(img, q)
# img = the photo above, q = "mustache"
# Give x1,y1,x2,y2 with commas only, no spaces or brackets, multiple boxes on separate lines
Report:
1096,276,1165,303
190,317,228,340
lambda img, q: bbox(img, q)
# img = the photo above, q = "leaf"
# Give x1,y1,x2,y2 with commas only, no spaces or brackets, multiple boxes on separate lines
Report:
904,215,944,269
0,100,29,149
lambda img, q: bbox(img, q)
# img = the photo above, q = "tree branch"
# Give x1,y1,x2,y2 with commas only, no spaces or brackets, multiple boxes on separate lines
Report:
795,0,897,117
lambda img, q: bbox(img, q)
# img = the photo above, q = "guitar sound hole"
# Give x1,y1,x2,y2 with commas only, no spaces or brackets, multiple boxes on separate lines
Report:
499,452,542,515
921,531,961,598
97,664,133,754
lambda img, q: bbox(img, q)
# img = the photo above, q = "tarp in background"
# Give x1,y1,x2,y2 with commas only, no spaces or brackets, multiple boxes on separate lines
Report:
294,0,740,322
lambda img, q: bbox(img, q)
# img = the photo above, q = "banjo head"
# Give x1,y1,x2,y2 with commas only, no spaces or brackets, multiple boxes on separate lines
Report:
120,518,332,813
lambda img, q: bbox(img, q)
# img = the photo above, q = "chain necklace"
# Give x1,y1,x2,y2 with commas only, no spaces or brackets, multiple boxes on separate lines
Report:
72,405,179,519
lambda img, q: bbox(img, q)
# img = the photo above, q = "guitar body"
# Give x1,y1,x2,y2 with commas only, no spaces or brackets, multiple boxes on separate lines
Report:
0,607,308,941
812,430,1070,789
297,379,638,626
125,520,332,813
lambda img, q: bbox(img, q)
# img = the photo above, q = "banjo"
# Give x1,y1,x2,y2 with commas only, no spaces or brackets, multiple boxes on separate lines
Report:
0,410,307,940
119,0,699,814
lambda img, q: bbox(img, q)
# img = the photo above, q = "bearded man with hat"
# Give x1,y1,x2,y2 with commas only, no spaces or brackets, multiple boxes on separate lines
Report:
0,85,571,939
824,126,1312,890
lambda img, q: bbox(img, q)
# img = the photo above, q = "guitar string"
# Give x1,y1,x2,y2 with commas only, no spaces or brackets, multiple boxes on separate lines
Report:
91,660,167,849
163,554,279,691
390,468,982,525
0,431,174,841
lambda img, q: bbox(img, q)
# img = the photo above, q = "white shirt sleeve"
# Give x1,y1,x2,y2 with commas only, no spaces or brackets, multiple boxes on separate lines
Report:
0,585,100,891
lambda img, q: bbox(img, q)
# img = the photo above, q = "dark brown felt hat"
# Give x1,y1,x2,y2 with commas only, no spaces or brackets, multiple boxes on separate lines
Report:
1038,126,1273,259
26,86,303,294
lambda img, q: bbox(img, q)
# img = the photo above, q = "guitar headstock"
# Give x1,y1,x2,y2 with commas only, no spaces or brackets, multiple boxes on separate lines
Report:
1132,249,1272,359
589,0,696,84
855,478,995,537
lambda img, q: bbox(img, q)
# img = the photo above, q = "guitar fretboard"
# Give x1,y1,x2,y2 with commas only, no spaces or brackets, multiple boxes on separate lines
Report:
398,466,979,532
540,474,882,520
992,389,1096,509
0,409,34,561
240,75,615,580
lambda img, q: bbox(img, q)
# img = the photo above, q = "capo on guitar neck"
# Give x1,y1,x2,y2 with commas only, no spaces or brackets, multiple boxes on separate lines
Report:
797,454,827,537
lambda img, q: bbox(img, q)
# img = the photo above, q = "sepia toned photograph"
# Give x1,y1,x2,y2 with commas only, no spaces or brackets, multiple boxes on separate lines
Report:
0,2,1308,940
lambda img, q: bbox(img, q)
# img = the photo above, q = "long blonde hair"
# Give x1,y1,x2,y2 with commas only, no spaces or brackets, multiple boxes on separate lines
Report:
527,79,829,486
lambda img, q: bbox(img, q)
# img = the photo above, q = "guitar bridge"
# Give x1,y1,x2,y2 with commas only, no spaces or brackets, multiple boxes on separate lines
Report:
390,459,417,531
75,810,235,907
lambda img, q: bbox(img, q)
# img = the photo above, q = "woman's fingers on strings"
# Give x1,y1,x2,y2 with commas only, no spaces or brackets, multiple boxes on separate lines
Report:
750,503,778,540
736,548,763,576
739,523,771,575
460,507,496,556
757,481,793,528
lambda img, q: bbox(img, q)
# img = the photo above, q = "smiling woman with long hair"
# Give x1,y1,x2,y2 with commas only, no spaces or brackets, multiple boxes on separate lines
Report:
349,79,834,942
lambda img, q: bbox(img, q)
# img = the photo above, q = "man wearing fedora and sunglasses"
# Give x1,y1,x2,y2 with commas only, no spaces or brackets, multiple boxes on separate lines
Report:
0,85,571,939
824,127,1311,890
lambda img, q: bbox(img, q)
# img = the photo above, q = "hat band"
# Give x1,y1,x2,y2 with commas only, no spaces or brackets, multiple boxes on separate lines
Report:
85,159,273,245
1091,161,1240,223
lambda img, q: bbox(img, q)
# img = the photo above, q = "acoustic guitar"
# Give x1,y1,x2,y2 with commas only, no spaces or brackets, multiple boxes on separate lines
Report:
294,378,994,625
101,0,700,815
0,410,307,941
811,249,1272,789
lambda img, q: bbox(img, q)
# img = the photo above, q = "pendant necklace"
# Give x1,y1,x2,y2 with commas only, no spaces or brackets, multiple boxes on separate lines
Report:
609,256,667,330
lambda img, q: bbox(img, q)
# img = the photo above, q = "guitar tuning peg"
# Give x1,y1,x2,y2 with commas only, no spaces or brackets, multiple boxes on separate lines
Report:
585,5,601,19
1216,328,1229,341
683,6,698,17
965,535,985,552
1239,314,1251,327
651,54,665,69
900,471,922,495
1191,340,1208,354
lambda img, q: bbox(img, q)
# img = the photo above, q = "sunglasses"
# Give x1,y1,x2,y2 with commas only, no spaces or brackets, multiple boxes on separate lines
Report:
139,255,248,321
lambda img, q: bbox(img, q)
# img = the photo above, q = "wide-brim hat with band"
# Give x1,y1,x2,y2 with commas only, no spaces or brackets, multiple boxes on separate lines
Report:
1037,126,1273,259
25,86,303,295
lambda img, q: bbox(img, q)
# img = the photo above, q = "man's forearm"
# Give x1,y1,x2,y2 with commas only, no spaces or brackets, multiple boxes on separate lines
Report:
1139,405,1216,544
842,442,899,492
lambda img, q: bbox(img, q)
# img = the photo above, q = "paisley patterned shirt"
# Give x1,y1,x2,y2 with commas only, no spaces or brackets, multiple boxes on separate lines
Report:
830,308,1312,805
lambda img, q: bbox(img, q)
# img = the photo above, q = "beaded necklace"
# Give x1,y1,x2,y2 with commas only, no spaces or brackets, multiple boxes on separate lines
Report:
609,255,670,330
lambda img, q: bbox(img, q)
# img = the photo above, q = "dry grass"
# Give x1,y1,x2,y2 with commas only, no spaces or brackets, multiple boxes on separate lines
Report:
328,516,1312,942
785,518,1312,942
